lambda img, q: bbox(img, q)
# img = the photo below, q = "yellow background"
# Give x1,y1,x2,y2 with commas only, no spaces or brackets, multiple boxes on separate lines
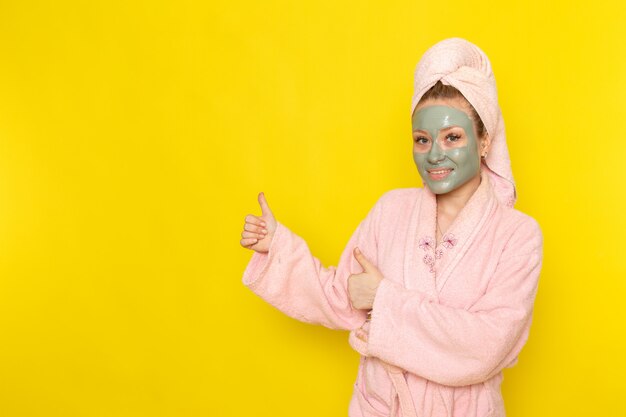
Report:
0,0,624,416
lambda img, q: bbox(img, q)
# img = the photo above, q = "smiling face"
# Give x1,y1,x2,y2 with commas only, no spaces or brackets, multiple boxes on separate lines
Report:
412,99,484,195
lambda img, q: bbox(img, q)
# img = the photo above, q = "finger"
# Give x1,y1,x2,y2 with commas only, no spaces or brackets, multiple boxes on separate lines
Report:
258,192,273,217
242,230,265,239
244,223,268,234
240,238,259,247
356,329,368,342
347,275,356,304
347,273,361,290
353,247,373,272
245,214,266,227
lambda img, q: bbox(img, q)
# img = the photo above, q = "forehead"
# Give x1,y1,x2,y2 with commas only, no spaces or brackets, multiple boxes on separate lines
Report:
414,96,472,115
412,103,474,131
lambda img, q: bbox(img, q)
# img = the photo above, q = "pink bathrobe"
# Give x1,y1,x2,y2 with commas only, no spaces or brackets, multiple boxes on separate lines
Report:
243,171,542,417
243,38,543,417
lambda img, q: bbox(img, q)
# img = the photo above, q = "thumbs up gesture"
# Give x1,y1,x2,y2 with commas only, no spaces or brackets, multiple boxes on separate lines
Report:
347,248,383,310
240,192,278,253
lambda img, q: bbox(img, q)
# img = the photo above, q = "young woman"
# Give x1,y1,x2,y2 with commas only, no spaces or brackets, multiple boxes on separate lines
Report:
240,38,542,417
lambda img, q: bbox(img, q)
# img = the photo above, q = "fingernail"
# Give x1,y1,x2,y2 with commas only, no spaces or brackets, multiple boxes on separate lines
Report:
261,222,266,227
262,229,268,234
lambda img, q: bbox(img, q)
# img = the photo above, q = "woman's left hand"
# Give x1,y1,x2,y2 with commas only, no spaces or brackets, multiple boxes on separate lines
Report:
348,248,383,310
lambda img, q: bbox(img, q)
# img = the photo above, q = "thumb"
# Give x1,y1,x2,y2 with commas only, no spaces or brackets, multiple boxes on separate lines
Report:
353,247,373,272
258,192,273,218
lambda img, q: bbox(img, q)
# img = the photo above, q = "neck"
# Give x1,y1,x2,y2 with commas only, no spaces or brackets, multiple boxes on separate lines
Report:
436,172,482,219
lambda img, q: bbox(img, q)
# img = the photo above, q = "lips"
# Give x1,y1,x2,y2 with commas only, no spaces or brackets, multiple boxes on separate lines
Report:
426,168,453,180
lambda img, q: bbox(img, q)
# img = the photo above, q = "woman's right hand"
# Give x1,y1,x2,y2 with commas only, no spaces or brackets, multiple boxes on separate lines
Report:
240,192,277,253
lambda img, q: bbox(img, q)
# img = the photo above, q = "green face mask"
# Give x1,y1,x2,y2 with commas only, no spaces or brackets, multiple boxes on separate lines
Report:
412,105,481,194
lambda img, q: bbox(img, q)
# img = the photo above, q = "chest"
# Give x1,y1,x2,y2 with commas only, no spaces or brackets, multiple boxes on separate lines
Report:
376,212,505,309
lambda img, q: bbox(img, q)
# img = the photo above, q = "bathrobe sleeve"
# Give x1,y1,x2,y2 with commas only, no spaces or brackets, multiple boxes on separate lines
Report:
242,198,384,331
366,217,543,387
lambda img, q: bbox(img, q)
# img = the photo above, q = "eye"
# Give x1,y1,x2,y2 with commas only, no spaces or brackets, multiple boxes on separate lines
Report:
414,136,430,145
446,133,461,142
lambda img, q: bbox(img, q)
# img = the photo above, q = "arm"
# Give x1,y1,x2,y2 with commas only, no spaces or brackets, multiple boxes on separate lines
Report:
365,218,543,387
242,198,383,331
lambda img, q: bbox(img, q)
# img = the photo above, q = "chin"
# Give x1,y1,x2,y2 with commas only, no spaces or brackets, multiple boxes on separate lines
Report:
421,176,456,195
428,185,455,195
425,175,479,195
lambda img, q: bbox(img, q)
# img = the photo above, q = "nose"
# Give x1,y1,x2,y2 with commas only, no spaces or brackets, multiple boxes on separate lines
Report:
426,141,445,164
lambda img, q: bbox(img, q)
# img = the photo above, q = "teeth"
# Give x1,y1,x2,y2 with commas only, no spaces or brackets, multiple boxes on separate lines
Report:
429,169,451,174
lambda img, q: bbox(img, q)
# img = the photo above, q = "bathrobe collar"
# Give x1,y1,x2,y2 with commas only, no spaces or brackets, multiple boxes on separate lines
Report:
406,167,497,297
